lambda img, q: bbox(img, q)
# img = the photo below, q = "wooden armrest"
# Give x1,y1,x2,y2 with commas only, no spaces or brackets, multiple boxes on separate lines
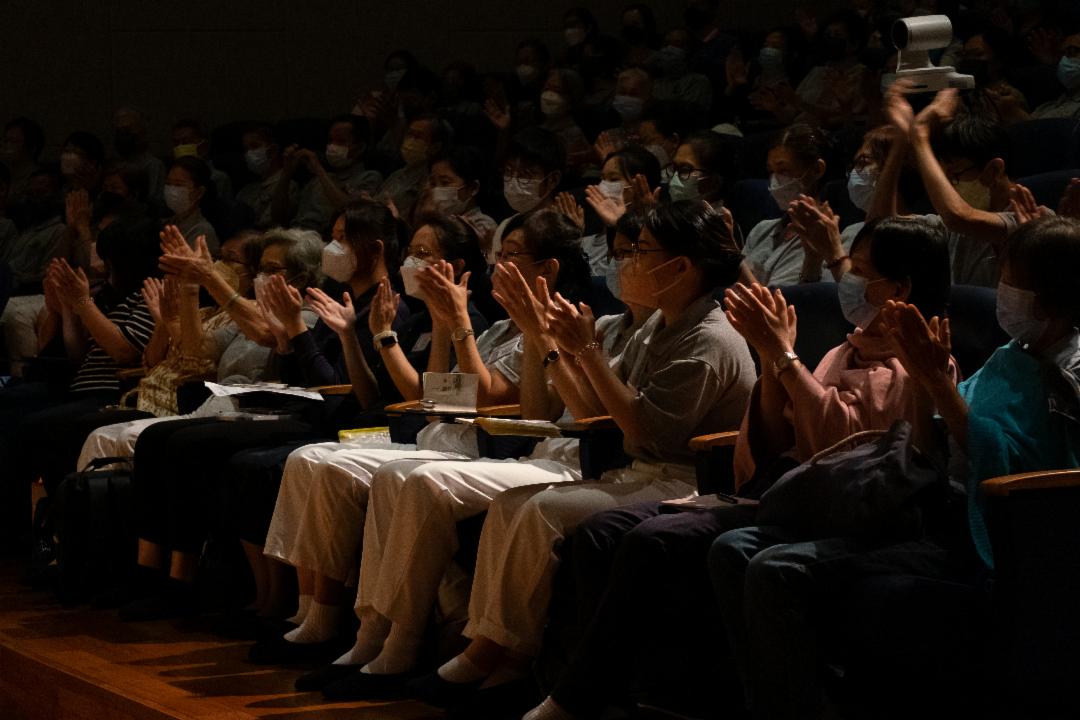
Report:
384,399,425,413
981,469,1080,497
689,431,740,452
559,415,617,433
116,367,146,380
309,384,353,396
476,404,521,417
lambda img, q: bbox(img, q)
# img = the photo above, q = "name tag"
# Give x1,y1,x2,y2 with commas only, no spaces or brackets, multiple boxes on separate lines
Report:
412,332,432,353
422,372,479,413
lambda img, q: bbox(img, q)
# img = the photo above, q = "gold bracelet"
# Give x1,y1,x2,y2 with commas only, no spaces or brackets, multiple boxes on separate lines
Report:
573,340,601,366
223,291,241,311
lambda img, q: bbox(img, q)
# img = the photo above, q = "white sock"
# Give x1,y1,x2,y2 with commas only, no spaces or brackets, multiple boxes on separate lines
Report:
360,623,422,675
522,696,575,720
436,653,489,684
283,601,342,644
286,594,312,626
478,663,528,690
332,612,390,666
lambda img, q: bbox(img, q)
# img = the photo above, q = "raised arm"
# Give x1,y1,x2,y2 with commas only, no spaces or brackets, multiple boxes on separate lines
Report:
305,286,379,408
423,260,518,406
491,267,571,421
724,283,799,460
158,228,274,346
140,277,175,368
882,301,968,449
909,88,1009,248
547,294,644,440
54,259,141,365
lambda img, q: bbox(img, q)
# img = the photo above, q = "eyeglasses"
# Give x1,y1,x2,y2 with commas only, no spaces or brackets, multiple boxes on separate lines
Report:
258,264,289,275
610,246,668,261
672,165,707,182
408,246,436,259
495,249,536,262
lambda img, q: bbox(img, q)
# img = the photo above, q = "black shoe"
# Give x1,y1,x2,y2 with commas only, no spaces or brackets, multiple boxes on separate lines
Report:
295,662,360,692
405,670,482,708
321,669,420,702
247,634,342,665
446,678,542,720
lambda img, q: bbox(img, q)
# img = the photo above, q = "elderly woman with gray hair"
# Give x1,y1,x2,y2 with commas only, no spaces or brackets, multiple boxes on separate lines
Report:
75,225,325,469
116,201,412,621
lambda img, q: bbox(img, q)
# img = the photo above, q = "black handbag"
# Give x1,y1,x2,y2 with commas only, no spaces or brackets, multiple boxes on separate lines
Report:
756,419,946,541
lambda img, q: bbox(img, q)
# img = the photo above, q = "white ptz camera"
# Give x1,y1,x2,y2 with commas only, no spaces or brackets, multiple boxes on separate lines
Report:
882,15,975,92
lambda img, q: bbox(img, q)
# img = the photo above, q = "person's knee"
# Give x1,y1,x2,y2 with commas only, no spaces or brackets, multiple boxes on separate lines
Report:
708,529,754,588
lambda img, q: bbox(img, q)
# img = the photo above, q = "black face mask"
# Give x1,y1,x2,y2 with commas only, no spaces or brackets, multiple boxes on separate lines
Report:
821,36,850,63
114,129,139,158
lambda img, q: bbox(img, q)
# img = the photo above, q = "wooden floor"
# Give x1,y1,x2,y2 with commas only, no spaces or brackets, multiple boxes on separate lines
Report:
0,562,444,720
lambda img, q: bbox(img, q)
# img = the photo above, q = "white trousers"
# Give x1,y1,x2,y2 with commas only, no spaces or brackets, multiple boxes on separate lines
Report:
262,442,468,583
77,417,171,470
463,460,697,656
355,457,582,634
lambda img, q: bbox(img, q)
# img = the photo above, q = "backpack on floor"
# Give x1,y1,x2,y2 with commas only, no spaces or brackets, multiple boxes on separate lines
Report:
53,457,137,604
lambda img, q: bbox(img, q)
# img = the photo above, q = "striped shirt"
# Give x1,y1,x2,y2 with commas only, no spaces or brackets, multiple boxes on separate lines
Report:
69,289,156,394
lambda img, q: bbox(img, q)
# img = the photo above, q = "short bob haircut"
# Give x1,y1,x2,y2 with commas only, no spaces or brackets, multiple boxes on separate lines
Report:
1004,215,1080,324
642,199,743,290
850,216,952,319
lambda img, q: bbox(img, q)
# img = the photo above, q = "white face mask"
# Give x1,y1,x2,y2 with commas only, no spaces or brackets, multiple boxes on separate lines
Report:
598,179,625,201
400,255,431,299
325,143,351,169
847,168,877,212
769,173,804,211
564,27,587,47
245,146,270,175
540,91,568,118
504,176,545,214
996,281,1049,347
837,272,884,329
60,152,82,176
253,273,272,301
322,240,357,283
430,185,468,215
164,184,193,216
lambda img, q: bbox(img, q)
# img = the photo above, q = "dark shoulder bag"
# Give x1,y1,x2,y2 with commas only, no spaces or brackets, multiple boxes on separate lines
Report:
756,419,947,541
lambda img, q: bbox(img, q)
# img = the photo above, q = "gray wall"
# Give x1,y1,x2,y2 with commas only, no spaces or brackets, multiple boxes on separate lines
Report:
0,0,814,158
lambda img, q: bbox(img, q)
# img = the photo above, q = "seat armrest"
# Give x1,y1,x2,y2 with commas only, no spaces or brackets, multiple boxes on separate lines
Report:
559,415,617,435
477,404,521,417
981,469,1080,497
309,384,353,396
689,431,739,452
384,399,425,413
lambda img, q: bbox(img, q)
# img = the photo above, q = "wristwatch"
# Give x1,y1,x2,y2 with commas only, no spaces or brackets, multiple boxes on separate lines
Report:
451,326,475,343
541,348,561,369
773,351,801,378
373,330,398,352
